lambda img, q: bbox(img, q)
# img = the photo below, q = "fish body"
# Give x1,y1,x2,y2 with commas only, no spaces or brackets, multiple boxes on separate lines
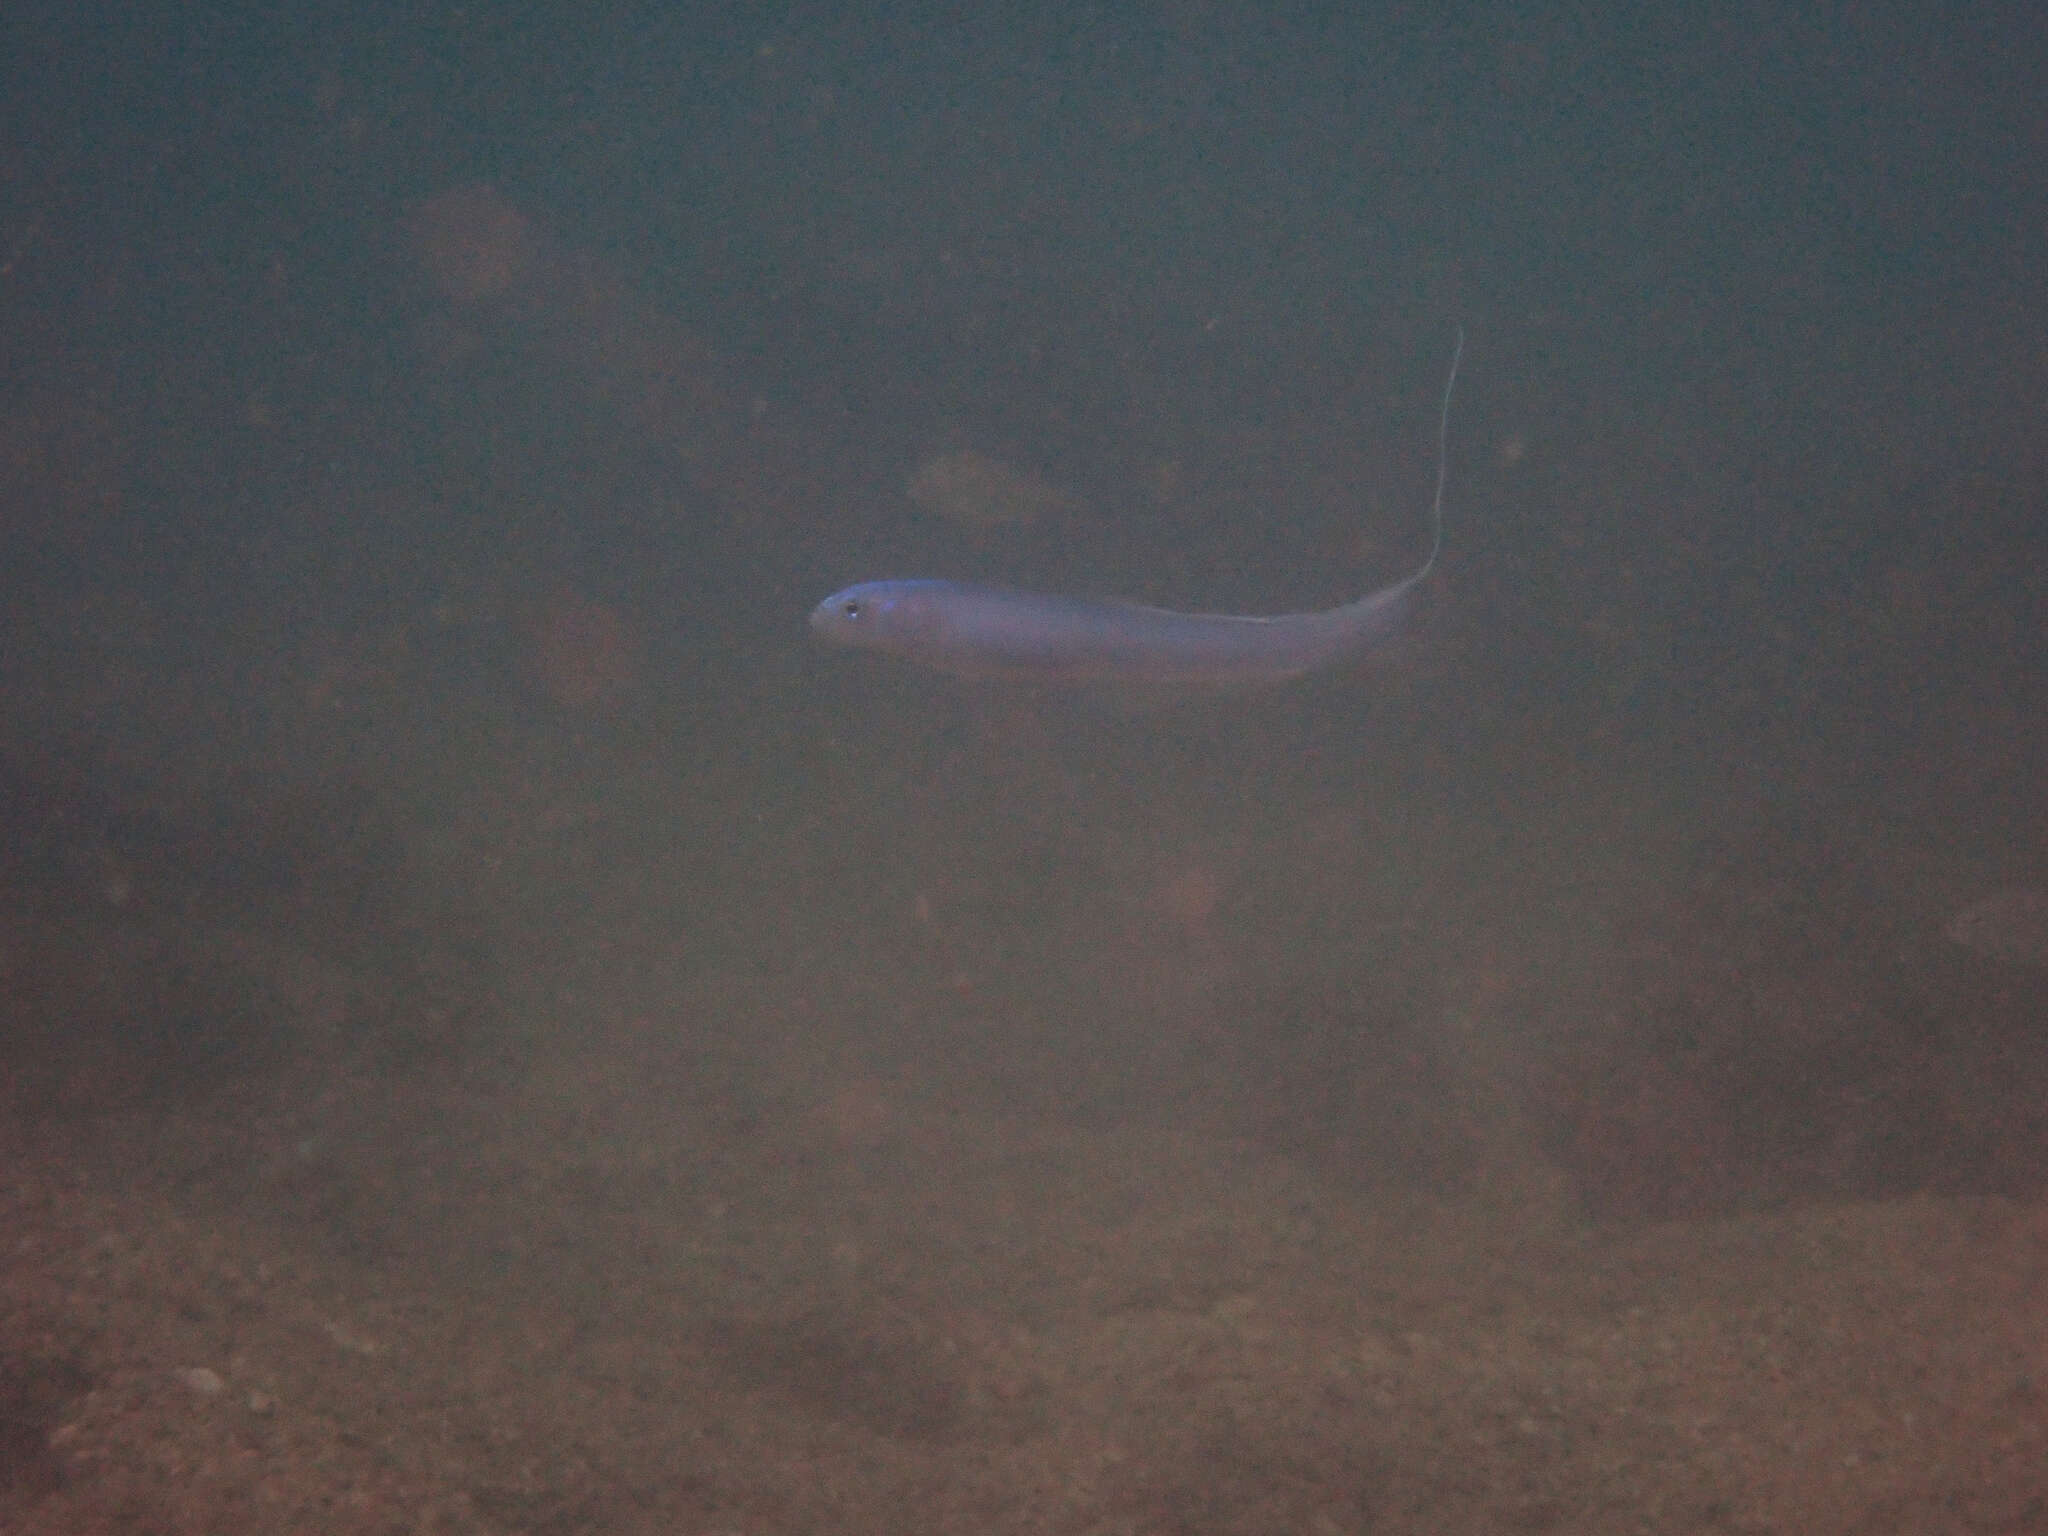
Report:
810,328,1462,689
807,571,1425,685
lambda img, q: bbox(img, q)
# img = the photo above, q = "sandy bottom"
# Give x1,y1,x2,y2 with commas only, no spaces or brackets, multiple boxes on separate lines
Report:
1,786,2043,1536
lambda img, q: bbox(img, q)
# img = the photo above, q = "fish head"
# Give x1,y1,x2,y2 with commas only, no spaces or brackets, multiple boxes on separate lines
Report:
808,580,944,659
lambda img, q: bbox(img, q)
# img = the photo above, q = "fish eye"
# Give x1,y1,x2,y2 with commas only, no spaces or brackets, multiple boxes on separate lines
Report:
841,598,862,619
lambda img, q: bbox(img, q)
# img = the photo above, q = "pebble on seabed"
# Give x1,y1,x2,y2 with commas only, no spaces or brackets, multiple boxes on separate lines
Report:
179,1366,226,1398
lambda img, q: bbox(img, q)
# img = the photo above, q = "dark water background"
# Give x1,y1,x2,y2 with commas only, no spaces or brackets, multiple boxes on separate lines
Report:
2,3,2046,1529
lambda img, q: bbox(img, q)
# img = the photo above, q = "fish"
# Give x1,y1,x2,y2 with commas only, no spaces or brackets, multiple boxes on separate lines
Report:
809,328,1463,687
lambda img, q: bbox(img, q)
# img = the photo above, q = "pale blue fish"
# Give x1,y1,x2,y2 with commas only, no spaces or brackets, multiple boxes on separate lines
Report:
810,329,1462,687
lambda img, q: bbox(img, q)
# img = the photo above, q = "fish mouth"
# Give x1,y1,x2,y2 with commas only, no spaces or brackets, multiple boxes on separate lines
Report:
808,598,855,644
